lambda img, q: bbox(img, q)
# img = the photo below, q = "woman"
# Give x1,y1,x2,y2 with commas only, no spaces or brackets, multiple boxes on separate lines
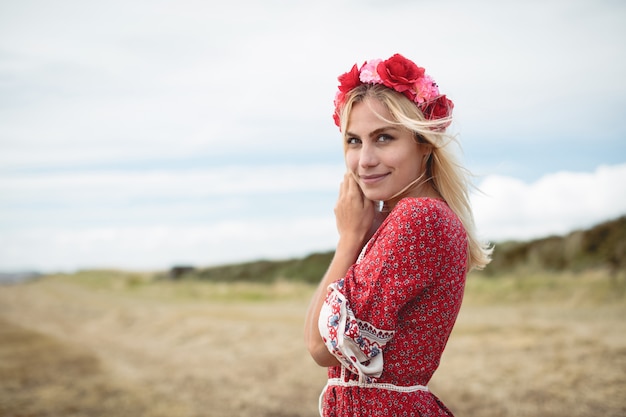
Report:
304,54,492,416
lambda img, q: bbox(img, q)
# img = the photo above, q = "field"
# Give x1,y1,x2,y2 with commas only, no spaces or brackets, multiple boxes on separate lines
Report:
0,270,625,417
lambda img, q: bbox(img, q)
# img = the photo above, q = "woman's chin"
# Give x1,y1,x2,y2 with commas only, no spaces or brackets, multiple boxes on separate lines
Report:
362,192,390,203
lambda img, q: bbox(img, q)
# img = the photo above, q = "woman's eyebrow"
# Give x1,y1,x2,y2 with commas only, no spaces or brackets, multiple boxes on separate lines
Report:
368,126,399,138
345,126,399,139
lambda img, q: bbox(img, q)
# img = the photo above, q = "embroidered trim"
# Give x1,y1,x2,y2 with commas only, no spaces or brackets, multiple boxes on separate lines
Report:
318,282,395,383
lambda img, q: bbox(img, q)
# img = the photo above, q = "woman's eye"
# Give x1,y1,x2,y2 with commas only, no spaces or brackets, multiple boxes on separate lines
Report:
346,137,361,145
377,134,393,143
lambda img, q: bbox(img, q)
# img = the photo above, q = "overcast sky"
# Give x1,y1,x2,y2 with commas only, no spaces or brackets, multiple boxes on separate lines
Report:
1,0,625,272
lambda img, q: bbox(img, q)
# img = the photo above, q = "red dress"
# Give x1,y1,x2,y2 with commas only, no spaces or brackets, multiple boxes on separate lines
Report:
318,198,467,416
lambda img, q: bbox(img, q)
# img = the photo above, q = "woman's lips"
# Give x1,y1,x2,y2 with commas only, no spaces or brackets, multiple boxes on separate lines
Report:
359,173,389,185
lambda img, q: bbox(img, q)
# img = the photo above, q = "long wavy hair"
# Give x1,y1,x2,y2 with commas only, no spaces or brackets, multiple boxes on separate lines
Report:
338,83,492,271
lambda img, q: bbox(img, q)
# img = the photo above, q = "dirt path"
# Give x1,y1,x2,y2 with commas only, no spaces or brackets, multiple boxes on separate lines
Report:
430,304,626,416
1,275,625,416
0,277,327,417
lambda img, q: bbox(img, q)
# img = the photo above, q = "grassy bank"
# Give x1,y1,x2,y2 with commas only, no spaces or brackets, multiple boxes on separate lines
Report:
40,267,626,306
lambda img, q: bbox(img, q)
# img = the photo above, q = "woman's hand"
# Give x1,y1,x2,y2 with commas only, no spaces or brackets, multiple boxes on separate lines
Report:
334,173,376,252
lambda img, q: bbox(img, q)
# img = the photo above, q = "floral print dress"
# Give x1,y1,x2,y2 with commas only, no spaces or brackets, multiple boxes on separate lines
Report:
318,198,468,417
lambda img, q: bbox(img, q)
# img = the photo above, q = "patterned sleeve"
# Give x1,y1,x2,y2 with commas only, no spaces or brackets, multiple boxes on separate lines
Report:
318,277,395,382
318,198,467,382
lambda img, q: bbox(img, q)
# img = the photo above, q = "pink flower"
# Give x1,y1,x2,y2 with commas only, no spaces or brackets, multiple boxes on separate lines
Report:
359,59,383,84
413,74,440,104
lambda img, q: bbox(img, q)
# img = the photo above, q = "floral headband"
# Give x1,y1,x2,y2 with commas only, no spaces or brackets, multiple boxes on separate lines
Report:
332,53,454,131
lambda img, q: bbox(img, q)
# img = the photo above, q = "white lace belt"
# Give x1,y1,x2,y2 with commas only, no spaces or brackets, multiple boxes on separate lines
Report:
325,377,429,392
319,377,429,416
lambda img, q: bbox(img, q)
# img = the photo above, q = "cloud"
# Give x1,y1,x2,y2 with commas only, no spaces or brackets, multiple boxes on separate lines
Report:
472,163,626,242
2,162,625,272
0,217,337,272
0,164,344,203
0,162,344,271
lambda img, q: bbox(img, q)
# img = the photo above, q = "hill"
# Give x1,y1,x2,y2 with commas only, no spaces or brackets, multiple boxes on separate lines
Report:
170,215,626,283
484,215,625,276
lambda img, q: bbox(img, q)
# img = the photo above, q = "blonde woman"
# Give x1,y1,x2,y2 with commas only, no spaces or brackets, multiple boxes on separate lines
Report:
305,54,492,416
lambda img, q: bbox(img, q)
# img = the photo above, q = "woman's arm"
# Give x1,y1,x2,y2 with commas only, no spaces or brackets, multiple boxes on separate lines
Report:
304,173,375,367
304,241,359,366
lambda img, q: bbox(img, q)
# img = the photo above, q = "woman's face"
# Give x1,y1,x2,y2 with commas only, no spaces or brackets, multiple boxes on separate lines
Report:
344,97,428,203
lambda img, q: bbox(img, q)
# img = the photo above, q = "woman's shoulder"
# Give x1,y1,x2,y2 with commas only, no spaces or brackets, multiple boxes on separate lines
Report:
392,197,452,218
389,197,463,232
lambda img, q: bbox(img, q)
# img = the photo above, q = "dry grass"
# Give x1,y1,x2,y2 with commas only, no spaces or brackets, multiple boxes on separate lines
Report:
0,270,625,416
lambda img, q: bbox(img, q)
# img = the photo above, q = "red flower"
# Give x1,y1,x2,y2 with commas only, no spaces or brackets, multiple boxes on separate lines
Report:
337,63,362,93
333,63,363,127
377,54,425,100
332,110,341,127
420,95,454,129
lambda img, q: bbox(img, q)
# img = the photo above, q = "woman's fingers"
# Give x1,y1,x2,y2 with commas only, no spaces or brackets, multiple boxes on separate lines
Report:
334,172,375,245
337,173,361,210
345,173,365,206
345,172,359,200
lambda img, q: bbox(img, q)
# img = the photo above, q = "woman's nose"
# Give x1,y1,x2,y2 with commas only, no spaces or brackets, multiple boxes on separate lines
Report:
359,144,378,168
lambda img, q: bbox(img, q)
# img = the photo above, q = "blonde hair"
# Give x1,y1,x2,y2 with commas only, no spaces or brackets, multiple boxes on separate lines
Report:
339,84,492,271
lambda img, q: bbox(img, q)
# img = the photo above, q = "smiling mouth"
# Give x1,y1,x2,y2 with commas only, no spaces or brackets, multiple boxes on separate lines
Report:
359,173,389,184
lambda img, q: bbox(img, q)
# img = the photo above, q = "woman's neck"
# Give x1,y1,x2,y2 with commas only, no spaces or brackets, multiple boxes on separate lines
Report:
381,182,442,212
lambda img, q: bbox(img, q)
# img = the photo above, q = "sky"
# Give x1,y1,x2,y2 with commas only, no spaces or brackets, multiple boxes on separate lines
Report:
1,0,625,272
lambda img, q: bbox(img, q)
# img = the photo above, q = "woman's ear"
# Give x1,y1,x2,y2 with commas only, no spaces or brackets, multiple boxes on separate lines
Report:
421,143,433,159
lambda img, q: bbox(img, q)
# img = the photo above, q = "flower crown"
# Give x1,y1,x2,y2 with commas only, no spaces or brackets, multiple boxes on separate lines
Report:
333,54,454,131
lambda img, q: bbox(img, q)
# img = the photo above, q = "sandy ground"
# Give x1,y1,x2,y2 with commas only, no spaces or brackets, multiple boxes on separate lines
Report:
0,273,625,417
